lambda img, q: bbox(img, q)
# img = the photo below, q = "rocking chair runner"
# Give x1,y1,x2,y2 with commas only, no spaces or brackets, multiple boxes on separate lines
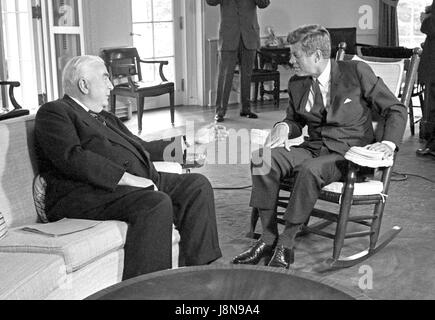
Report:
247,43,422,270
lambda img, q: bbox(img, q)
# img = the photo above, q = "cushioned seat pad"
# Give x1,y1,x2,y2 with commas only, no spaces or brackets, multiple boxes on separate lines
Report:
0,252,65,300
322,180,384,196
0,220,128,273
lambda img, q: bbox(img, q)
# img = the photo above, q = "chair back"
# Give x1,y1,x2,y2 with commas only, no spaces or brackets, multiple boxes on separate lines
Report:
350,55,405,96
338,45,421,147
100,47,143,84
344,48,422,109
327,27,357,58
360,45,413,59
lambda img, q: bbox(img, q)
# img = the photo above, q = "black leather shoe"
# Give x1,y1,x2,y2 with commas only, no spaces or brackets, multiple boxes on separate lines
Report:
232,240,275,265
416,147,434,156
240,111,258,119
267,245,294,269
215,114,224,122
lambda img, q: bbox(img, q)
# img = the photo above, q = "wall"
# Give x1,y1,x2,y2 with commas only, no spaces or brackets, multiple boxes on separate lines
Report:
83,0,133,55
81,0,381,107
204,0,380,106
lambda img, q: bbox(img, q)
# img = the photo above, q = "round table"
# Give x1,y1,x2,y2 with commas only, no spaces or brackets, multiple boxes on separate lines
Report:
86,265,369,300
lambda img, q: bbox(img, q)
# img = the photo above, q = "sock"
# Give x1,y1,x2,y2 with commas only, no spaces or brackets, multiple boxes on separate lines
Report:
258,208,278,246
277,223,303,249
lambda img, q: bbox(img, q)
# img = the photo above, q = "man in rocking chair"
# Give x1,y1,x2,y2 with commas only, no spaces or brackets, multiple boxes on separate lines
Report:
232,24,407,269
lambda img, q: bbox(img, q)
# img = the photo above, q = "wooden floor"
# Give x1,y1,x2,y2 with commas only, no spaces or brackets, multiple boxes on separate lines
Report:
123,100,435,300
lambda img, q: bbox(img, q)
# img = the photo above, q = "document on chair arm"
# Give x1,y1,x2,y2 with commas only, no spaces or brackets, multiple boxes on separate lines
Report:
344,147,394,168
20,218,102,237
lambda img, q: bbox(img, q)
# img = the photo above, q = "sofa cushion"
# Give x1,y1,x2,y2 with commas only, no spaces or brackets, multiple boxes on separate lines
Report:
0,220,128,273
32,175,49,223
0,252,66,300
0,211,7,240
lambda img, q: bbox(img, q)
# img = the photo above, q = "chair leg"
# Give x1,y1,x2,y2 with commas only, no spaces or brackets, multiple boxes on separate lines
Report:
409,99,415,136
137,96,144,135
275,78,280,108
260,82,265,101
332,167,356,261
169,89,175,126
254,82,259,103
110,93,116,114
369,202,386,250
332,198,352,260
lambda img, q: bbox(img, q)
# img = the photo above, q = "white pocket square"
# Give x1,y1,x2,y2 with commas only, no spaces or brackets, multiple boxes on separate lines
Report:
344,98,352,104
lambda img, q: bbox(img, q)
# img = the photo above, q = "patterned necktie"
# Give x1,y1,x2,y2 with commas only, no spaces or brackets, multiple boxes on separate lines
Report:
305,78,324,112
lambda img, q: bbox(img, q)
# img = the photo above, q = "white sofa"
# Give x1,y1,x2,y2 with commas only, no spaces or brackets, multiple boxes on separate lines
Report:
0,115,180,300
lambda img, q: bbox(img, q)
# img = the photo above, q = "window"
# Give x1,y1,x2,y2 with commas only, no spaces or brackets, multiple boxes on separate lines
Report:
0,0,84,110
131,0,175,83
398,0,432,48
0,0,39,110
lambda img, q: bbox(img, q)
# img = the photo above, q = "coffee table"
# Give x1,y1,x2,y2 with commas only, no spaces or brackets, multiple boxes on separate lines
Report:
86,265,369,300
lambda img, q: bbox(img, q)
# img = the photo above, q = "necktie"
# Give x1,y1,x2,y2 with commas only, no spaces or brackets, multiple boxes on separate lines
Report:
305,78,324,112
89,111,106,126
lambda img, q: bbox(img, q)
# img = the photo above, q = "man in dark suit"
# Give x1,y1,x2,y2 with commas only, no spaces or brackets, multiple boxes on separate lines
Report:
232,25,407,269
35,55,222,280
417,1,435,157
206,0,270,122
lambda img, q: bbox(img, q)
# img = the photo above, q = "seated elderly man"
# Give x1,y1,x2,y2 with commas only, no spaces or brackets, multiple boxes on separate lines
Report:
34,55,222,280
233,24,407,269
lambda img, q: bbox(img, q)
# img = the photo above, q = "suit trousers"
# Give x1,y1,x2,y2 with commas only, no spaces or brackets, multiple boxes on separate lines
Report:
71,172,222,281
215,38,256,116
250,146,347,225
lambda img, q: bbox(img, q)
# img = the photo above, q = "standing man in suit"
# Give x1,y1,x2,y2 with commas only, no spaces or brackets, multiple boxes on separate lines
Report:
417,1,435,157
35,55,222,281
206,0,270,122
232,25,407,269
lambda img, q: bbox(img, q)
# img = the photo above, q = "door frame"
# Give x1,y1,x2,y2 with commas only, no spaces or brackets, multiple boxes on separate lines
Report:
42,0,85,100
183,0,205,106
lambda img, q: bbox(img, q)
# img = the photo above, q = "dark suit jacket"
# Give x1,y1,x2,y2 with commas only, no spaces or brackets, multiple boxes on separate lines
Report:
35,95,178,220
419,7,435,84
206,0,270,51
282,60,407,156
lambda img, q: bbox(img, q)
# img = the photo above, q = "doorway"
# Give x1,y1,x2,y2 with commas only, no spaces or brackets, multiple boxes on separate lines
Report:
130,0,204,108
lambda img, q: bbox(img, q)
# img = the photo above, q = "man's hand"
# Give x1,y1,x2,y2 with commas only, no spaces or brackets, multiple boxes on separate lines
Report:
264,123,291,151
367,142,394,159
118,172,157,190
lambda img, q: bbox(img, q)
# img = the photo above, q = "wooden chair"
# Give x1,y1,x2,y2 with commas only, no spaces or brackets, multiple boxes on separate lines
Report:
250,50,281,107
247,44,422,271
0,81,29,121
100,47,175,134
359,45,425,136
